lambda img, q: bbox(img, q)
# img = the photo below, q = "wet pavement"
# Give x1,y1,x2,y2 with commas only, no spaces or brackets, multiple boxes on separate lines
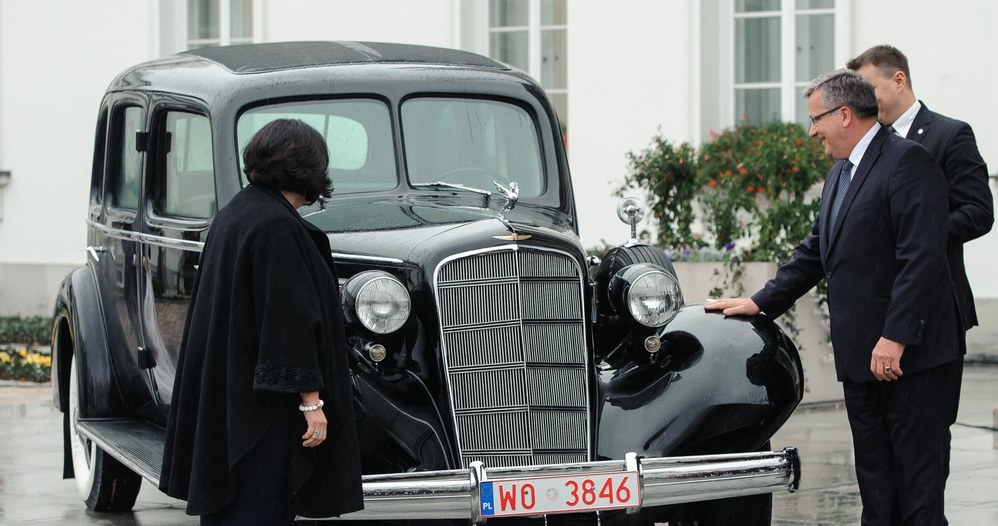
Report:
1,367,996,525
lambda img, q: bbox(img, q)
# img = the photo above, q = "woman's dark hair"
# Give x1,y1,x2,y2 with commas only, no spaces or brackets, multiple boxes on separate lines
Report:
242,119,332,202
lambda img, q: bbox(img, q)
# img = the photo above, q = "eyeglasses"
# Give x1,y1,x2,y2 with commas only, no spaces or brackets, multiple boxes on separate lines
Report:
808,106,843,126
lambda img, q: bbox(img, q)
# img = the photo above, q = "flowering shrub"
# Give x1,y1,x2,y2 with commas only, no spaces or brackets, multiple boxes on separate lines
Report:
0,346,52,382
618,121,831,263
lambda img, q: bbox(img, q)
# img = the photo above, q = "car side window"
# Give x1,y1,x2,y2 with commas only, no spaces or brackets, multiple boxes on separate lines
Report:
152,111,216,219
89,106,109,219
109,105,144,210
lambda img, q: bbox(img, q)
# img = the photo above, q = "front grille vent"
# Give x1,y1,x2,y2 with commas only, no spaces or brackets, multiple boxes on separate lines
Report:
435,247,590,468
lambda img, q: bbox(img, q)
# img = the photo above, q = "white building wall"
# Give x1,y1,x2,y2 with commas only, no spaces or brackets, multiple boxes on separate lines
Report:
0,0,159,266
257,0,458,47
847,0,998,298
0,0,995,317
0,0,161,314
567,0,698,249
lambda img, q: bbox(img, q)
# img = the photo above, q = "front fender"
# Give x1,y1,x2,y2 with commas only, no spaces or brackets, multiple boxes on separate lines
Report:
596,304,803,459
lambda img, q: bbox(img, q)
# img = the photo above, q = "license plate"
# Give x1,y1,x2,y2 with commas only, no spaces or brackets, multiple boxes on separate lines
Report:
480,471,640,517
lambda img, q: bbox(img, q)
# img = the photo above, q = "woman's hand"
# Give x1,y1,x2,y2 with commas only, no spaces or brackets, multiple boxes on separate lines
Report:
300,391,327,447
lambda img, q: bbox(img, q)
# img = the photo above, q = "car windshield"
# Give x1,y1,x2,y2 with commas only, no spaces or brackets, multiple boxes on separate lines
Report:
401,98,545,197
237,99,398,194
236,97,546,198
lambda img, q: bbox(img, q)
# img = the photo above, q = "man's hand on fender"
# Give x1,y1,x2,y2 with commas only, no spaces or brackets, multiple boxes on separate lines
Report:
870,337,905,381
703,298,761,316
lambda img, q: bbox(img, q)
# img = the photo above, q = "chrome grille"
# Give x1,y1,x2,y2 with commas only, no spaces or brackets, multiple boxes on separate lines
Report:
436,247,590,469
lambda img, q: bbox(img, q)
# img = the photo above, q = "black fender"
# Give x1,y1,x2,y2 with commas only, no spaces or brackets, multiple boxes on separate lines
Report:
352,367,455,473
52,265,128,478
595,304,803,459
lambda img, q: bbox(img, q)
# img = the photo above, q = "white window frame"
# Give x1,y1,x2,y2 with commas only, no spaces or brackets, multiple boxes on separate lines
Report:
719,0,849,127
184,0,259,50
481,0,567,111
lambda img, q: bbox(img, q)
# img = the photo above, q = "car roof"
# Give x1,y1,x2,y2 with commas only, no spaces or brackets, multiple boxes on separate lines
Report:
186,41,508,73
106,41,515,101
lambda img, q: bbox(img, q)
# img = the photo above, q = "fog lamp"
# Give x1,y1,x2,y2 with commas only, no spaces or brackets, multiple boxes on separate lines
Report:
367,343,387,362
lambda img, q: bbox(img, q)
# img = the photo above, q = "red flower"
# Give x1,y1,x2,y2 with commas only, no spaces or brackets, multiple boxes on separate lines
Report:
708,180,718,187
756,185,766,193
747,185,755,193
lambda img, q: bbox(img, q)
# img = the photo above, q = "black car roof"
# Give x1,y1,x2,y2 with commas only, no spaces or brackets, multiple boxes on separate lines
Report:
106,41,518,102
183,41,508,73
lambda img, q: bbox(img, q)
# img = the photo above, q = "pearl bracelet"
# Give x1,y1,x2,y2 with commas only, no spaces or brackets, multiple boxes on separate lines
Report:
299,399,324,412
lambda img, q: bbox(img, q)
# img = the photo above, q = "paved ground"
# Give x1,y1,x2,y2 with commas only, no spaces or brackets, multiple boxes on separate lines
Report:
770,366,998,525
0,367,996,525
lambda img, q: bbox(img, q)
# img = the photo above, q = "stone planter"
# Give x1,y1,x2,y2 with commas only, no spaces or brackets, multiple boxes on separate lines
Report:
673,261,841,404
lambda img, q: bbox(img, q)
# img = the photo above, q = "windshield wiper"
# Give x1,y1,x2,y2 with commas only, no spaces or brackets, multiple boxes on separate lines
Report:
411,181,492,197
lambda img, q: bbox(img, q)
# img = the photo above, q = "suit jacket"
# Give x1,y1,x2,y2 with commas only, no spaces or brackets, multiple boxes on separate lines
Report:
905,102,993,330
752,126,961,382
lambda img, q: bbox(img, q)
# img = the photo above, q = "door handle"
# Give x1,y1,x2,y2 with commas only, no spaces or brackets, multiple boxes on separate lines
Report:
86,246,108,262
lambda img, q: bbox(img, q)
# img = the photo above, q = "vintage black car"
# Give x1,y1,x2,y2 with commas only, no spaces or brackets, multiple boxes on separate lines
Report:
51,41,803,525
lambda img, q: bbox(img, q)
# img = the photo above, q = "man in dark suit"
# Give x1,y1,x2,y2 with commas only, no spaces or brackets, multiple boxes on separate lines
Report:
705,70,960,525
848,44,994,491
848,44,993,338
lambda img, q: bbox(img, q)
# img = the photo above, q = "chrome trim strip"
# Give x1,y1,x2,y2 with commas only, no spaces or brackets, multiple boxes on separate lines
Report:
87,219,205,252
305,448,801,522
330,252,405,264
87,221,404,263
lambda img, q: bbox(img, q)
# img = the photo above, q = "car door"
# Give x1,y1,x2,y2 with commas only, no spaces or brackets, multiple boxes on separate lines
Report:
139,97,216,421
94,93,159,418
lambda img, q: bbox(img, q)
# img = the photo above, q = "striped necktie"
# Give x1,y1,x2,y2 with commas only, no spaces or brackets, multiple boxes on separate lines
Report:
828,160,853,235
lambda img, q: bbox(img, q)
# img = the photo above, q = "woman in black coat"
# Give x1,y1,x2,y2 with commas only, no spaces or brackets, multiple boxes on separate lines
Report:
160,119,364,525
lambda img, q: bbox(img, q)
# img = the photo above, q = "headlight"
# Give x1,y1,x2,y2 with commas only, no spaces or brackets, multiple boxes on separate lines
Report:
609,263,683,327
341,271,411,334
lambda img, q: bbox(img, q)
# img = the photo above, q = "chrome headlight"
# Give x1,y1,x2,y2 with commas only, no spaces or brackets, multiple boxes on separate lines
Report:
341,271,411,334
609,263,683,327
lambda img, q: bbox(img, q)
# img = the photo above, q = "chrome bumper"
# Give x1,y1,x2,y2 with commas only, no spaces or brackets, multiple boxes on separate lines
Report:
305,448,800,522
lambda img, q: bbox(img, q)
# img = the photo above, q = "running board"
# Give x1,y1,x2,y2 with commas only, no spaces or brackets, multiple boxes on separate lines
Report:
76,418,165,486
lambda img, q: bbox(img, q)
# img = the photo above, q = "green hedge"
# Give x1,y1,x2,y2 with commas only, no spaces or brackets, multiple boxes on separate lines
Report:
0,316,51,345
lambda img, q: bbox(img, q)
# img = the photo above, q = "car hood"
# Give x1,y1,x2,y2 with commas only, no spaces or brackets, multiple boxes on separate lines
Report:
305,194,579,262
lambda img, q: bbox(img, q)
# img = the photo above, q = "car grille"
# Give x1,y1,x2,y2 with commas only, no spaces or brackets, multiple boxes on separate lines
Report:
435,247,590,468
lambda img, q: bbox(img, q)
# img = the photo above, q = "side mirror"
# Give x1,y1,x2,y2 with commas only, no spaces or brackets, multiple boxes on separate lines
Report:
616,197,646,246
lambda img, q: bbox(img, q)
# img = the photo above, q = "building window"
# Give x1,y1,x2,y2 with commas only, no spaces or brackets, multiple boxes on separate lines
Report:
187,0,253,50
488,0,568,139
732,0,834,127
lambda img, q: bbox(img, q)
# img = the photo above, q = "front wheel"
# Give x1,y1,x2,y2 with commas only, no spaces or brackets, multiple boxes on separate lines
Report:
68,354,142,511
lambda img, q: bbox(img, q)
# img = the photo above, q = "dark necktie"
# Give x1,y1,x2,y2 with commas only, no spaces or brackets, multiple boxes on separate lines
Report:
887,124,898,135
828,159,853,235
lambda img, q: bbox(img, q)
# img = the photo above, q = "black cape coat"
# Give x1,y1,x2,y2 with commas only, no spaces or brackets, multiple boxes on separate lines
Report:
160,185,364,517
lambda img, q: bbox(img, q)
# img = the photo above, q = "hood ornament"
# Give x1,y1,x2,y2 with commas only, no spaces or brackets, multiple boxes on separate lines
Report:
493,180,519,219
492,181,529,240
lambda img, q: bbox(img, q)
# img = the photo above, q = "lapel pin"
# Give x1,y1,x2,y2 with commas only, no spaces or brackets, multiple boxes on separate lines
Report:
917,128,924,135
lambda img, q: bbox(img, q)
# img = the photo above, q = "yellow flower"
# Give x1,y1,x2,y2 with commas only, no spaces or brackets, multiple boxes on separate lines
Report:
0,351,11,363
18,349,28,358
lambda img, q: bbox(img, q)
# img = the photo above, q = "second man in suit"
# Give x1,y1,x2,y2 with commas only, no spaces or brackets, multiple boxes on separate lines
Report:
705,70,961,525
